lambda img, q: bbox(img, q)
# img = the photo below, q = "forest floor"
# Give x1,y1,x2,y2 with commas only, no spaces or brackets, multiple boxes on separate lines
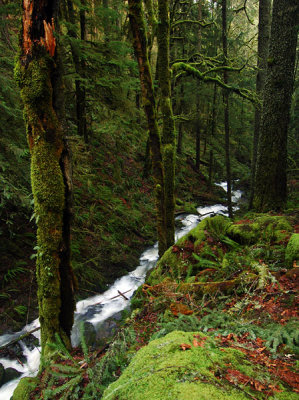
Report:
29,209,299,400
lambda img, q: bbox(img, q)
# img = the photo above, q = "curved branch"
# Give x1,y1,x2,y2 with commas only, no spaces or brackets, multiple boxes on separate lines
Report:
172,62,259,105
172,19,214,29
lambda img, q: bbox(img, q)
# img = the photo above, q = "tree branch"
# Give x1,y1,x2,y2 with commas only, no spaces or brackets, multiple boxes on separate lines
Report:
172,62,259,105
172,19,215,29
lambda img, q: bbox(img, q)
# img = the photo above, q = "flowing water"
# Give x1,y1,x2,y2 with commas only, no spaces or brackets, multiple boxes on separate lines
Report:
0,184,241,399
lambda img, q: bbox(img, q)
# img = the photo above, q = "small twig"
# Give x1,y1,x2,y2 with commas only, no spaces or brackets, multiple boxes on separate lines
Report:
117,290,129,300
94,288,133,305
17,357,24,367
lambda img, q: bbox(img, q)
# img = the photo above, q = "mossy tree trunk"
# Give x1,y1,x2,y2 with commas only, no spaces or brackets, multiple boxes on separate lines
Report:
157,0,176,249
249,0,271,209
128,0,167,256
222,0,233,218
17,0,76,357
253,0,299,212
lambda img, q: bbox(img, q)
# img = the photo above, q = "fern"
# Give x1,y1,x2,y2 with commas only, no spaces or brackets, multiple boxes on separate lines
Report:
150,314,202,340
82,327,136,399
192,252,219,268
3,266,26,283
80,321,90,360
150,310,299,356
266,321,299,354
252,262,276,289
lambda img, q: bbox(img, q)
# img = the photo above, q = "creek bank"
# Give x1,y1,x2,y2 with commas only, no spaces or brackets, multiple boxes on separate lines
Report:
14,210,299,399
1,184,232,400
101,212,299,400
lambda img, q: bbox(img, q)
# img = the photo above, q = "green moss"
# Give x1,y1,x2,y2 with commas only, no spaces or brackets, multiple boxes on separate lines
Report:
13,377,39,400
204,215,232,239
285,233,299,267
16,46,73,355
102,331,275,400
227,223,257,244
228,215,292,245
148,245,181,285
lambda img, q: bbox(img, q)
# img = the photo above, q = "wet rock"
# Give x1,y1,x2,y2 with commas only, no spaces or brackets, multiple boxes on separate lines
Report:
81,322,96,347
0,342,26,364
0,334,39,364
2,367,22,386
20,334,39,351
95,311,123,346
0,363,4,386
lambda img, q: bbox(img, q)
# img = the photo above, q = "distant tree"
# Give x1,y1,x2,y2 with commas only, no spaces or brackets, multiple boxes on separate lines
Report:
65,0,88,142
253,0,299,211
128,0,176,255
16,0,76,356
249,0,271,209
157,0,176,249
221,0,233,218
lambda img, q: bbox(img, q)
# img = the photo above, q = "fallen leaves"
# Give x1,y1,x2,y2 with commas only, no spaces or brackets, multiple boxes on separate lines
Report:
180,335,207,350
224,368,281,395
170,303,193,316
216,332,299,393
180,343,192,351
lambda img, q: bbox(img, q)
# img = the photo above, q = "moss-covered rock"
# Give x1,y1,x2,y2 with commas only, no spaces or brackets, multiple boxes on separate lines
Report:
149,215,231,285
227,215,292,245
285,233,299,267
13,377,39,400
102,330,289,400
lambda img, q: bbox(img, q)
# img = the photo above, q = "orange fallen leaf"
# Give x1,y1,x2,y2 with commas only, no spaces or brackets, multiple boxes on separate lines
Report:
170,303,193,317
193,337,207,348
180,343,192,351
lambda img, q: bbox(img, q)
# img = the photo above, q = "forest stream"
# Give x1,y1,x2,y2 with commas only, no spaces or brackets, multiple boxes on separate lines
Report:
0,184,241,400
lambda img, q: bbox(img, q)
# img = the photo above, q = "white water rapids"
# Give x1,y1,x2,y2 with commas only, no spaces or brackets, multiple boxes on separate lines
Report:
0,183,241,399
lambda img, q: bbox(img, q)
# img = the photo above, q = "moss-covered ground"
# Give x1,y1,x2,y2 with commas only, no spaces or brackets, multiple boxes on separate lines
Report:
26,211,299,400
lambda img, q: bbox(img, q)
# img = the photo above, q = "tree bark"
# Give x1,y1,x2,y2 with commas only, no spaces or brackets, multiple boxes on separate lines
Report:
195,98,201,171
249,0,271,209
128,0,167,256
222,0,233,218
253,0,299,211
157,0,176,249
17,0,76,357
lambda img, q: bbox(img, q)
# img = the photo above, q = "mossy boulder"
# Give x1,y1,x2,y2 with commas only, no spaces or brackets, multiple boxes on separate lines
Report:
285,233,299,267
227,215,292,245
149,216,231,285
102,331,291,400
12,377,39,400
